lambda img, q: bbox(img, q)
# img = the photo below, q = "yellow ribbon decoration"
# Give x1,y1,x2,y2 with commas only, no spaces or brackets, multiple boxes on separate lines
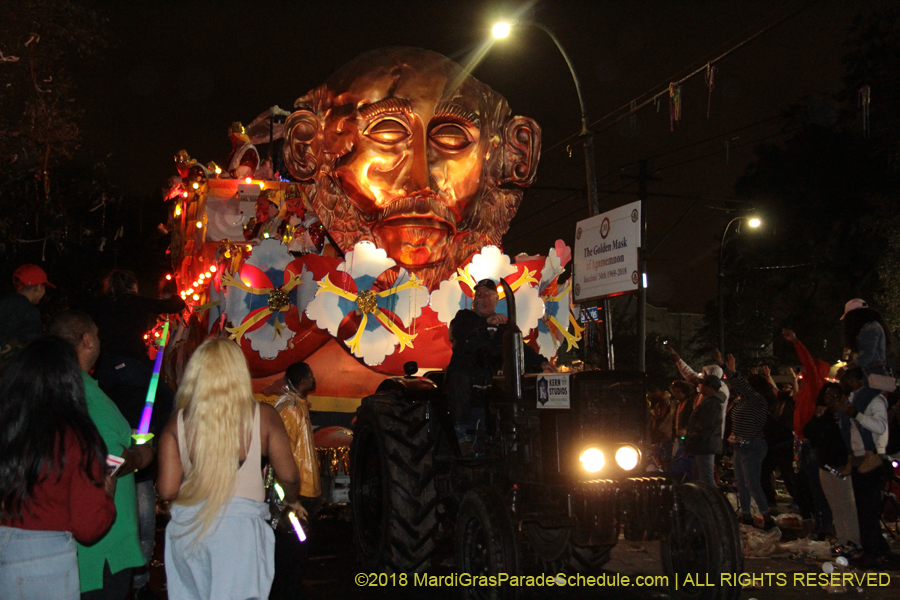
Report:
221,270,270,295
504,268,539,298
569,312,586,338
345,312,368,355
282,272,304,293
226,307,273,343
375,274,426,298
546,281,572,303
374,311,417,352
453,270,477,298
547,314,582,351
316,274,358,302
319,271,423,358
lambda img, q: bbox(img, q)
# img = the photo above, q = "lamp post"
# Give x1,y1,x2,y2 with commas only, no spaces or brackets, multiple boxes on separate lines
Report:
717,216,761,354
493,21,612,369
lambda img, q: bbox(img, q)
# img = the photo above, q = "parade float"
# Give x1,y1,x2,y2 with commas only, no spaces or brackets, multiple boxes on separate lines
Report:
154,48,583,493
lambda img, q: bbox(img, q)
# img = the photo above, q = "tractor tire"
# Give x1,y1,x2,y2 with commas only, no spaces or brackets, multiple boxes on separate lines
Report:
661,482,744,600
455,488,521,600
523,523,611,574
350,393,437,574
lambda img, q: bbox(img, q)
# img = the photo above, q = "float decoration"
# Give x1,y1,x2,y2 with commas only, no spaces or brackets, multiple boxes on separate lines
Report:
430,245,543,336
222,238,305,359
306,241,429,365
535,240,583,358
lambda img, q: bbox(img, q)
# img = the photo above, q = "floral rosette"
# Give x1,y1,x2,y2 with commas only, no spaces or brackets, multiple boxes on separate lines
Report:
305,241,430,365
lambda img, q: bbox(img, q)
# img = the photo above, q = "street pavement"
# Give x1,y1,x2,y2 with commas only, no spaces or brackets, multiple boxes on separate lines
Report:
147,502,900,599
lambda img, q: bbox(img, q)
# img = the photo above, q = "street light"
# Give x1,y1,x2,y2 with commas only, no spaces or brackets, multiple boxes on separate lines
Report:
493,20,613,369
492,22,511,39
718,216,762,355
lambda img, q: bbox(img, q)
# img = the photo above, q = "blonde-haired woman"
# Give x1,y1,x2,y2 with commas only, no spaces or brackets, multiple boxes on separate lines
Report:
157,339,305,600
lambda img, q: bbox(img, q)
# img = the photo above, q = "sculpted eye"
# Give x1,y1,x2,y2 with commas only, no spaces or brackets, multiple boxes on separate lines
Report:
429,123,473,151
364,119,411,144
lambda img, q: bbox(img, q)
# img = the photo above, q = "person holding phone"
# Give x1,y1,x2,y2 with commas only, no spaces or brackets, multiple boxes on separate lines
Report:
50,311,154,599
0,338,117,600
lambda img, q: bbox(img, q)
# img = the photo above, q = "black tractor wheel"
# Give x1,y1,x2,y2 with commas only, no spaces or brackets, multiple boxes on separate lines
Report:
455,488,521,600
523,523,611,574
350,394,437,573
661,482,744,600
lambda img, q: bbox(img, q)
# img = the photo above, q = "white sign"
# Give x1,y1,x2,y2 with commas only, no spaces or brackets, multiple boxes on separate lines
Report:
573,200,641,302
536,373,571,409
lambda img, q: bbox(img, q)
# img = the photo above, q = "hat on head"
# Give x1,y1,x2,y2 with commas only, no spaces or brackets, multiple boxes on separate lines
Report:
474,278,498,292
13,264,54,290
701,374,722,391
841,298,867,320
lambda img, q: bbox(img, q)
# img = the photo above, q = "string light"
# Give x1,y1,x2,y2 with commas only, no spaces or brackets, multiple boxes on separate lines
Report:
165,274,172,280
196,221,203,229
245,177,252,184
209,265,217,273
174,205,182,217
192,294,200,301
192,182,199,189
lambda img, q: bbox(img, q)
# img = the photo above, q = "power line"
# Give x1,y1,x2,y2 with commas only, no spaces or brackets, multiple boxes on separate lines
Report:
513,121,795,230
539,0,822,158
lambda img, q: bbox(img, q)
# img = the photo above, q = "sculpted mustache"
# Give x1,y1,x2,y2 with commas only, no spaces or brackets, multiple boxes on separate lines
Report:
369,194,458,229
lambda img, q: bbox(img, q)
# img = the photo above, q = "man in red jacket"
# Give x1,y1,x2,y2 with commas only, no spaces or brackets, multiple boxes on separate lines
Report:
783,328,834,539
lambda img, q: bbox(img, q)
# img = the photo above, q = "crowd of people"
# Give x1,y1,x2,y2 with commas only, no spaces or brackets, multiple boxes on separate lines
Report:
653,298,900,569
2,260,899,599
0,265,320,600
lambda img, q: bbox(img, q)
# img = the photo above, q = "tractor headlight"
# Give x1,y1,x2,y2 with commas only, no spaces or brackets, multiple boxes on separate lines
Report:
579,448,605,473
615,446,641,471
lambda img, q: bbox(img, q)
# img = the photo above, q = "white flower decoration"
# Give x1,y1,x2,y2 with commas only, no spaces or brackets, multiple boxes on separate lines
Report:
430,245,543,336
305,241,429,365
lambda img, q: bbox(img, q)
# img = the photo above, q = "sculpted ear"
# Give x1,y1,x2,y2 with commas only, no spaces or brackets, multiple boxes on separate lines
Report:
282,110,321,181
500,116,541,187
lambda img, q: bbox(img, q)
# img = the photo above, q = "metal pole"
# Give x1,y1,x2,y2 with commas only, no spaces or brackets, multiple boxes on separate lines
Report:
718,217,742,355
531,22,611,368
637,161,648,372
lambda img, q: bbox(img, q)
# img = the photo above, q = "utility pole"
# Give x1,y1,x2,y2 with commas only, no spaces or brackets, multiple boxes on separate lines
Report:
621,160,660,372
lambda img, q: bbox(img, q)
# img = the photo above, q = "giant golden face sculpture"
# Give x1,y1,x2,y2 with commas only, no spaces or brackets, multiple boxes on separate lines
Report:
283,47,541,288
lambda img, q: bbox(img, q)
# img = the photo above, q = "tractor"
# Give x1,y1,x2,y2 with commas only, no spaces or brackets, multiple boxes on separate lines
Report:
349,281,742,600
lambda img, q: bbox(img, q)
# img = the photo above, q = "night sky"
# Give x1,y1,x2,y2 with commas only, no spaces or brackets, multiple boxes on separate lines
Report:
73,0,890,313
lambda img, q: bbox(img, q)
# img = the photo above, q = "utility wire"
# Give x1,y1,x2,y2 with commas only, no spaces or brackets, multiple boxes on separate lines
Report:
539,0,822,158
512,122,797,231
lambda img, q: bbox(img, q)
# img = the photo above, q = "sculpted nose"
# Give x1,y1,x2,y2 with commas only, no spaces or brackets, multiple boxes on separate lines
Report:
404,130,431,194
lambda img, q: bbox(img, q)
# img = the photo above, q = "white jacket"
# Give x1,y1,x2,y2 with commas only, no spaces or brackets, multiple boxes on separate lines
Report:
849,391,888,455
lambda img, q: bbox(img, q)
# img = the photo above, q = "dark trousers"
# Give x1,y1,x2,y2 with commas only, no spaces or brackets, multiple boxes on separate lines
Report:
269,526,308,600
852,460,892,558
799,442,833,534
80,561,132,600
761,438,797,504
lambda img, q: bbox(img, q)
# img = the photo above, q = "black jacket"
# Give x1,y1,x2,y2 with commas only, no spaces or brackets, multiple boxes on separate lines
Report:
445,309,547,383
685,391,726,455
802,411,848,469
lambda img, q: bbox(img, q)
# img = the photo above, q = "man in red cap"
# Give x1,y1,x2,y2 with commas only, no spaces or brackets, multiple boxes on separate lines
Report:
0,264,54,347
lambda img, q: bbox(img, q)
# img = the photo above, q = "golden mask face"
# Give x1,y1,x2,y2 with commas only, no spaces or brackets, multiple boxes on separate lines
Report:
284,48,541,288
325,68,489,268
